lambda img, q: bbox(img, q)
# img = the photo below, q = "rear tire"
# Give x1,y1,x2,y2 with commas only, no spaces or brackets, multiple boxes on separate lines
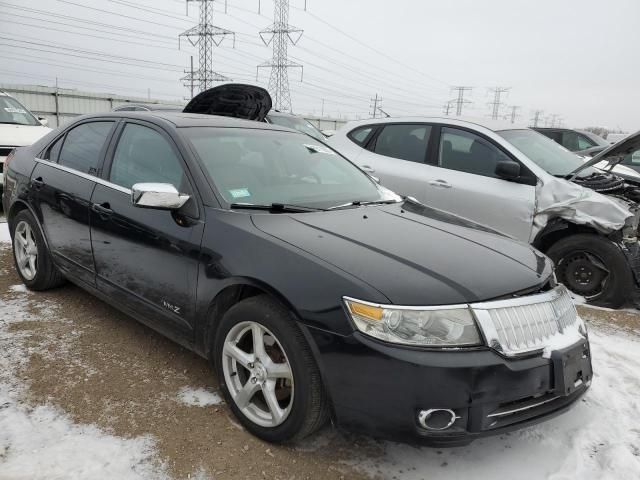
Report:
213,295,329,443
547,233,632,308
11,210,65,291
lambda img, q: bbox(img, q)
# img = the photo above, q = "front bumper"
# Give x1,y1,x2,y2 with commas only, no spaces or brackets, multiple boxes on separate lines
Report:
307,326,591,446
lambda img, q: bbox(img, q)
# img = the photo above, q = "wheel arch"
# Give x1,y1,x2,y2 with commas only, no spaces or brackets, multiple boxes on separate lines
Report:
7,200,50,249
533,219,607,253
201,278,337,419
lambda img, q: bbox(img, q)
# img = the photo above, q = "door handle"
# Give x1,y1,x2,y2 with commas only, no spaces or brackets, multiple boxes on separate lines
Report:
31,177,44,190
361,165,376,173
428,179,452,189
91,202,113,216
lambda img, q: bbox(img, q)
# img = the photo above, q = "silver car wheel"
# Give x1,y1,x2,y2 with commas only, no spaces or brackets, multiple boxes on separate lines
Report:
222,321,294,428
14,221,38,281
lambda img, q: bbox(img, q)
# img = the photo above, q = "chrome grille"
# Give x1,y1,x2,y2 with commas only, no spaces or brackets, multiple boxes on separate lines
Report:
471,286,581,356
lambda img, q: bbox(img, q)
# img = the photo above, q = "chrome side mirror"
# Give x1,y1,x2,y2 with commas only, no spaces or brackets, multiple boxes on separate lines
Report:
131,183,190,210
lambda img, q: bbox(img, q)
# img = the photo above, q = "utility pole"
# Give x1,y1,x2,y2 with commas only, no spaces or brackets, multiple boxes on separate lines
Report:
487,86,510,120
257,0,304,112
451,86,473,116
189,56,195,99
443,100,454,116
370,94,382,118
508,105,521,124
180,0,235,93
531,109,544,127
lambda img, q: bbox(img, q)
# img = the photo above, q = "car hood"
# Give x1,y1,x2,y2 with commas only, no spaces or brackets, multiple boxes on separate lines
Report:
0,124,51,148
572,130,640,176
252,202,552,305
183,83,272,121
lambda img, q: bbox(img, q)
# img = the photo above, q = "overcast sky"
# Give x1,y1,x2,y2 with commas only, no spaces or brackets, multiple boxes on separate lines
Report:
1,0,638,130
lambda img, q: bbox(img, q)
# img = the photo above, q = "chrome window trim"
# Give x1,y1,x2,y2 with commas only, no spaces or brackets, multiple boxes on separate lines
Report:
34,157,131,195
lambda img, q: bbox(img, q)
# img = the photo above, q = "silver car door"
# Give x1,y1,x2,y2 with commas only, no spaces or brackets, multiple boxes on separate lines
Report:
424,126,536,242
355,123,433,202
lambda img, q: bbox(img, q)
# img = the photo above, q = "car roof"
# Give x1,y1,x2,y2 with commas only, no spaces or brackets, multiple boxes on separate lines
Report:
115,103,184,111
339,116,529,133
79,111,300,132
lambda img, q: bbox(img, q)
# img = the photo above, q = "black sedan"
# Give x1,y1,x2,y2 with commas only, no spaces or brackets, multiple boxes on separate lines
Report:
2,107,591,445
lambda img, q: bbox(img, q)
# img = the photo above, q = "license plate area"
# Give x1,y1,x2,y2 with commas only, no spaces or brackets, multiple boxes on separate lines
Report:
551,341,592,396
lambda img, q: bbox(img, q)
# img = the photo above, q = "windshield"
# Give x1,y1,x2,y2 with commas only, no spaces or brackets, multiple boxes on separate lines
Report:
185,128,399,209
0,95,39,126
582,131,610,147
498,129,598,177
267,115,326,142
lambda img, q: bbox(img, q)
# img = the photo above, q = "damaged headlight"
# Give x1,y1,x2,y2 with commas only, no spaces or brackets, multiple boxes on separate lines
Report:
343,297,482,347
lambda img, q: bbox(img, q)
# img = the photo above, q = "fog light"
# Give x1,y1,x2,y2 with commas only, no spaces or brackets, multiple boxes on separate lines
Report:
418,409,459,431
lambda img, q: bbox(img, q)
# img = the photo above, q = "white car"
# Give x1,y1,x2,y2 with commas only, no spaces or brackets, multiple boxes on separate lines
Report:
0,91,51,191
327,116,640,308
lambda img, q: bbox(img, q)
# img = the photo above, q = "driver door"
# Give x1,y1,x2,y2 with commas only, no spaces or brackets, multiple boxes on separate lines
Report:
90,120,204,342
424,126,537,242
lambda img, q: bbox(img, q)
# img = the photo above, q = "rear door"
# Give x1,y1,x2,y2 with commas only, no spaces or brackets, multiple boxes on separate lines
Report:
423,126,537,241
31,120,116,285
355,123,433,201
90,120,204,341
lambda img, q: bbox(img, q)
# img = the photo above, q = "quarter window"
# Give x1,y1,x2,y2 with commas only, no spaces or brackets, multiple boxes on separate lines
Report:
372,124,431,163
110,124,186,191
348,127,374,146
46,136,64,162
58,122,113,175
439,127,512,178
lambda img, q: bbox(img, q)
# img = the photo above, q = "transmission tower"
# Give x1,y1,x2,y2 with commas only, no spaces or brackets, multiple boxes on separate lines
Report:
508,105,521,124
180,0,235,93
487,86,510,120
451,86,472,116
257,0,304,112
531,109,544,127
443,100,455,116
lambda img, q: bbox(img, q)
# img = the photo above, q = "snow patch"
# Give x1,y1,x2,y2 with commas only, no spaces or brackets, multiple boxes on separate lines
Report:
0,222,10,244
8,284,29,294
177,387,223,407
0,291,169,479
352,326,640,480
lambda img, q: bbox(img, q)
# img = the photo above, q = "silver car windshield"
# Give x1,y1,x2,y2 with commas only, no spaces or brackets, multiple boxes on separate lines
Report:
185,128,399,209
499,129,598,177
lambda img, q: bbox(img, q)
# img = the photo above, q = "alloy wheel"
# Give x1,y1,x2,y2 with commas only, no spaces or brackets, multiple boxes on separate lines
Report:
222,321,294,428
14,221,38,281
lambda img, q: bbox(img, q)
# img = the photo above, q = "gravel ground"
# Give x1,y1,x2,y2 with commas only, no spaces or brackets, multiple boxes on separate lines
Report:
1,215,639,480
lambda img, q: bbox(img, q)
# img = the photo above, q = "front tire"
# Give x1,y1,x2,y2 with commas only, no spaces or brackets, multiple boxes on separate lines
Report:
547,233,632,308
11,210,65,291
213,295,328,443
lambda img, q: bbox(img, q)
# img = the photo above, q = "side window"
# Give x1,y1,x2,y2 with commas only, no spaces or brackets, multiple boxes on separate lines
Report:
109,123,187,192
372,124,431,163
438,127,512,178
46,135,64,162
348,127,373,146
58,122,114,175
561,131,594,151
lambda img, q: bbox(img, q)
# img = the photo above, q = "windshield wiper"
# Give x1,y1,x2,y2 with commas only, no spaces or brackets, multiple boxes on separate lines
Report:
327,199,401,210
230,203,325,213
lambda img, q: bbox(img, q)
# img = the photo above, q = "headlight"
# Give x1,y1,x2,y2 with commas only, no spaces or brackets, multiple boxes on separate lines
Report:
343,297,483,347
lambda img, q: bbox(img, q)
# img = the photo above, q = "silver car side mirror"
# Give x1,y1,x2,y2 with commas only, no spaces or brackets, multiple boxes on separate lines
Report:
131,183,190,210
38,116,48,126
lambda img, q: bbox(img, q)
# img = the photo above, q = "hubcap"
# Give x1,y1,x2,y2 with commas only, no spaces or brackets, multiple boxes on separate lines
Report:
222,322,294,428
557,251,609,298
14,221,38,281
